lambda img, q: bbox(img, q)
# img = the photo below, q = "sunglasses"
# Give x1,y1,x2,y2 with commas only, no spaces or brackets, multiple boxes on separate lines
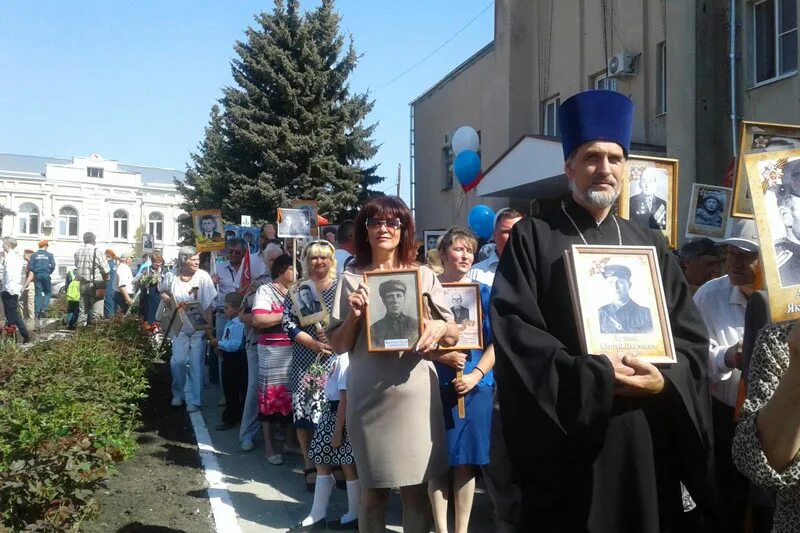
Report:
365,218,403,230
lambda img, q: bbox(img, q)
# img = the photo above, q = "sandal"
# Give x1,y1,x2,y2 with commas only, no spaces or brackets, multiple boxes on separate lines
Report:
332,465,346,490
303,467,317,493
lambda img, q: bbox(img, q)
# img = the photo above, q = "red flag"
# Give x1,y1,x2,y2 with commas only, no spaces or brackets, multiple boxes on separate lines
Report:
240,247,252,292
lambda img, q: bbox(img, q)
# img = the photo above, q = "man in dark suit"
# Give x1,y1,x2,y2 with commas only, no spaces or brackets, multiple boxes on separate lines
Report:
297,283,322,316
370,279,418,349
450,294,470,324
629,168,668,230
598,264,653,334
199,216,223,241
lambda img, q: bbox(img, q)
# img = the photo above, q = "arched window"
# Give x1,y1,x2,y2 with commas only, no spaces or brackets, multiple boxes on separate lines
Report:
58,206,79,237
148,212,164,242
18,202,39,235
113,209,128,240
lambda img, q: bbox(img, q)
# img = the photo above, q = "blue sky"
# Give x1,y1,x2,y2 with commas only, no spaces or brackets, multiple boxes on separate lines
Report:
0,1,494,206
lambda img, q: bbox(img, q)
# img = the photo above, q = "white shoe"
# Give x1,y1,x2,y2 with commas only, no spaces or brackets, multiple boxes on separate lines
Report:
171,397,184,407
240,440,255,452
187,404,200,413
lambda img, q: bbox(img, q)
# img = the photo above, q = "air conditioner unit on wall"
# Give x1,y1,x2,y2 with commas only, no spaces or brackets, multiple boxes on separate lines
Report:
42,217,54,229
607,51,637,78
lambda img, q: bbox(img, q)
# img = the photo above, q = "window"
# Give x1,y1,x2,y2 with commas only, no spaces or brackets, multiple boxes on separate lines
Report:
592,72,618,92
148,212,164,241
58,206,79,237
58,265,68,278
87,167,104,178
541,96,560,137
442,134,454,190
753,0,798,83
113,209,128,240
657,41,667,114
18,202,39,235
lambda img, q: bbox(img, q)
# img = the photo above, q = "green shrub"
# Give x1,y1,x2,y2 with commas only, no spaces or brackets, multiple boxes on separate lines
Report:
0,316,161,531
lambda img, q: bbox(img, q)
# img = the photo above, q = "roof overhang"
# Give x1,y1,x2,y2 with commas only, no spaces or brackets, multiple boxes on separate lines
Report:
477,135,567,199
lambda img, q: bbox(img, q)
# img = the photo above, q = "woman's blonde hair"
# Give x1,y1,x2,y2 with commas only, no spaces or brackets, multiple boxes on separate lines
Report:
303,240,337,281
437,227,478,258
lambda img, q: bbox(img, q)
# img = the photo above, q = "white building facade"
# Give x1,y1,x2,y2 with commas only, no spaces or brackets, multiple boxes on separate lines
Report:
0,153,186,279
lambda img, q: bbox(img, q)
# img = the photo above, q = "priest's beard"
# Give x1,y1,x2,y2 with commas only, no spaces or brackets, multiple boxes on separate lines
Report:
569,181,620,209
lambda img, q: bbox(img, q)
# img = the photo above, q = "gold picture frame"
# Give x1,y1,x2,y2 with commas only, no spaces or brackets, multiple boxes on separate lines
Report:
618,155,679,249
363,269,424,353
563,245,676,365
733,121,800,218
192,208,226,253
441,282,483,351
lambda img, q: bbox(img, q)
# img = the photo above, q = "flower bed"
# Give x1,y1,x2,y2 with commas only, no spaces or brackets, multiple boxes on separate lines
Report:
0,316,163,531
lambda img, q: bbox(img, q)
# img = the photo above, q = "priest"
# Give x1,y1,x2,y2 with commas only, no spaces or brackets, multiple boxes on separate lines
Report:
490,90,717,532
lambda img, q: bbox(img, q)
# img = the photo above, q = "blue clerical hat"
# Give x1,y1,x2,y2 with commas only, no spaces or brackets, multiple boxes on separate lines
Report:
558,90,634,159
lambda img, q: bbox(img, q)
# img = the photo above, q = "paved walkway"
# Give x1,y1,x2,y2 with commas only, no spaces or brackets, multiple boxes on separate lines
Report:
199,383,496,532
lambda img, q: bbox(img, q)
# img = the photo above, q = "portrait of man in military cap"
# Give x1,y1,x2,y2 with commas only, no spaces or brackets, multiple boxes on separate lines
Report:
597,264,654,334
628,167,668,231
365,271,422,351
687,183,732,239
775,158,800,287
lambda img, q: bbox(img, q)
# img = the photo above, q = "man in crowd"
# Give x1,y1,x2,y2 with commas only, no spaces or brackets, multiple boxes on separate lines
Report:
679,237,724,293
74,232,110,326
113,252,135,314
491,90,716,530
467,207,523,533
693,219,760,533
1,238,31,343
335,220,355,274
27,239,56,322
211,238,247,386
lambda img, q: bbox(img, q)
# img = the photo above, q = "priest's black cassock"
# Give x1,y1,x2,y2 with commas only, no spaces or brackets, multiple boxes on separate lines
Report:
490,198,717,532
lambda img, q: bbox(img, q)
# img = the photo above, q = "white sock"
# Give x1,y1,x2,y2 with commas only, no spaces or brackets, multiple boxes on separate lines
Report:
340,478,361,523
301,473,334,526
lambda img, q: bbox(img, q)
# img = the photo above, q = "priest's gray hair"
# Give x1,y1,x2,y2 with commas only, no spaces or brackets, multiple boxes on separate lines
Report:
177,246,198,265
569,180,620,210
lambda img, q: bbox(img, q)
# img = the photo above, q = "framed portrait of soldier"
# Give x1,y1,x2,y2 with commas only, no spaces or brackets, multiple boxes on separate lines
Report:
192,208,226,253
240,227,260,254
733,121,800,218
291,200,319,231
441,282,483,350
686,184,733,239
289,279,328,327
563,245,676,365
278,208,312,238
618,155,679,248
424,230,446,256
364,269,423,352
744,149,800,323
321,225,339,244
179,301,213,334
142,234,155,253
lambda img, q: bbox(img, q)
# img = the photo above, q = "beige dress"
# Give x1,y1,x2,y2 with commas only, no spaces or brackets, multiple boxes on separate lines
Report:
329,265,452,488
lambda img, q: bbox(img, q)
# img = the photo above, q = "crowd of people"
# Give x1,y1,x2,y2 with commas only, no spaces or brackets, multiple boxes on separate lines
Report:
4,89,800,532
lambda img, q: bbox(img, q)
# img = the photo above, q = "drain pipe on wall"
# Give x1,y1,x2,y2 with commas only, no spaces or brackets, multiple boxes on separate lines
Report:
730,0,738,157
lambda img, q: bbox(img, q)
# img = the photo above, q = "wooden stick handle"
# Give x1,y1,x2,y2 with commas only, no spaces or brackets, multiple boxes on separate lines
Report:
456,370,466,419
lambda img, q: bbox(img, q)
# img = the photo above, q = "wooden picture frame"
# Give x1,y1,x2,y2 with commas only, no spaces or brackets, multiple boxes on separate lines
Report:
564,244,676,365
289,279,329,327
733,121,800,218
363,269,423,352
618,155,679,248
685,183,733,240
441,282,483,351
192,208,226,253
424,230,446,256
743,148,800,323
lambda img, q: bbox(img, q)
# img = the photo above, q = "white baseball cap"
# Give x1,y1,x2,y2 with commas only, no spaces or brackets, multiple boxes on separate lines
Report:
719,219,759,253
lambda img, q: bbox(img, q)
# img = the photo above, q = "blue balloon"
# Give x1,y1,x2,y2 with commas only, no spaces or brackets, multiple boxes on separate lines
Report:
468,204,495,240
453,150,481,186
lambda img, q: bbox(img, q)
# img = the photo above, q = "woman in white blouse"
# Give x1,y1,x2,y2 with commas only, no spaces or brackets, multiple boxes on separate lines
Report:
160,246,218,412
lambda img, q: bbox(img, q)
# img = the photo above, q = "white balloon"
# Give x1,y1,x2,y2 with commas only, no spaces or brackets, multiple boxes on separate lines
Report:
451,126,480,154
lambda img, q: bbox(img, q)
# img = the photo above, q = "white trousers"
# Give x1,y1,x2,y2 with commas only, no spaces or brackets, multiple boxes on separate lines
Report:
171,331,206,407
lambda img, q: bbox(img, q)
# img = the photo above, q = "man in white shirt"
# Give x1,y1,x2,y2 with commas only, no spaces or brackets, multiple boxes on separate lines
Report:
210,238,247,386
693,218,759,532
467,208,523,286
334,220,355,274
113,252,135,314
1,238,31,343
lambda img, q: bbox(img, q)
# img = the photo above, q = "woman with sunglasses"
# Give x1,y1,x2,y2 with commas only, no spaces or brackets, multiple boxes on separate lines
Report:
329,196,459,533
282,240,338,489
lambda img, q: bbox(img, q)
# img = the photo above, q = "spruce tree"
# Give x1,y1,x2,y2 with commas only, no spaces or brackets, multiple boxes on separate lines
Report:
180,0,383,223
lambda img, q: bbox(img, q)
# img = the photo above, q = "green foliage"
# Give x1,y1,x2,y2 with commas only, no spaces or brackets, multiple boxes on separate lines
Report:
0,316,160,531
177,0,385,224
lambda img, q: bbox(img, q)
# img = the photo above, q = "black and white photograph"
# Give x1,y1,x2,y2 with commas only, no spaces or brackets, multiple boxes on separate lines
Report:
142,234,154,253
289,279,328,327
564,245,676,364
321,225,338,244
442,282,483,350
686,184,732,239
192,208,226,253
241,227,260,254
278,208,312,238
423,230,446,256
619,155,679,248
291,200,319,230
733,121,800,218
224,224,238,246
364,269,423,352
180,301,212,333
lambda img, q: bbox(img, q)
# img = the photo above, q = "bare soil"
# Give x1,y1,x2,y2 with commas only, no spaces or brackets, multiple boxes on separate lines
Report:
83,361,213,533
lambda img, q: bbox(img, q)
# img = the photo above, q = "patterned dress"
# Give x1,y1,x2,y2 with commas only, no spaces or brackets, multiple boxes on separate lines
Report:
732,324,800,532
253,283,293,423
282,279,338,427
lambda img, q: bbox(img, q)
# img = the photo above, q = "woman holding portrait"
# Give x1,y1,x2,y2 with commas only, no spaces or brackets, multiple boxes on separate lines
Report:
282,240,338,489
329,196,459,533
137,252,166,324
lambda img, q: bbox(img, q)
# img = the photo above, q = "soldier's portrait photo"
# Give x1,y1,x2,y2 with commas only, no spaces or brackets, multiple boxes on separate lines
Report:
241,227,260,254
278,208,312,238
192,209,226,253
442,282,483,350
686,184,732,239
423,230,446,256
628,167,668,231
364,270,422,352
597,264,654,334
774,159,800,287
289,279,328,326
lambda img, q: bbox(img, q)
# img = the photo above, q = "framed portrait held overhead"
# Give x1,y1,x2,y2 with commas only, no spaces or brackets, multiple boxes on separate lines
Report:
289,279,329,327
423,230,446,256
290,200,319,231
743,149,800,323
277,208,312,238
618,155,679,248
733,121,800,218
192,208,226,253
363,269,423,353
142,234,154,253
685,184,733,239
563,245,676,365
321,225,339,244
441,282,483,351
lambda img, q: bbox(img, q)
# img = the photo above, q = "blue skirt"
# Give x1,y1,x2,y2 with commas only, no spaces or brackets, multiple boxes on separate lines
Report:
440,384,492,466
